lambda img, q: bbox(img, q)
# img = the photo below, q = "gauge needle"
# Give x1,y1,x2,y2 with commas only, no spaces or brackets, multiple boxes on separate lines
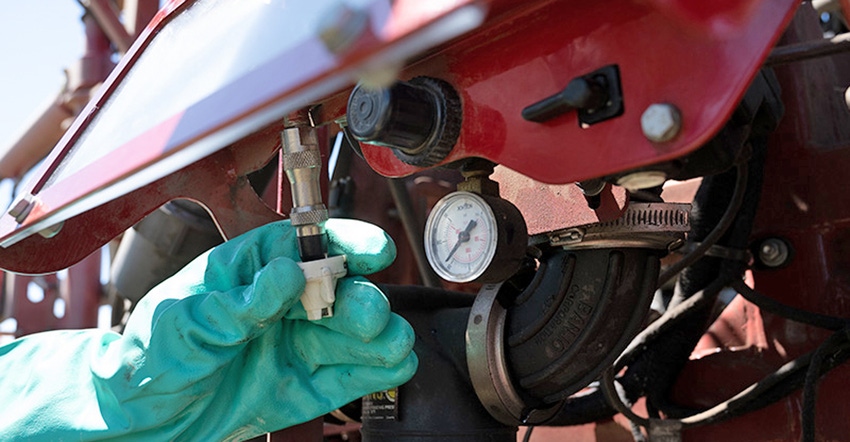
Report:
445,219,478,262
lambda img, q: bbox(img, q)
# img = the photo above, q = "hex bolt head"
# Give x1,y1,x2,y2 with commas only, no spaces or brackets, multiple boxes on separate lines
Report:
641,103,682,143
757,237,791,268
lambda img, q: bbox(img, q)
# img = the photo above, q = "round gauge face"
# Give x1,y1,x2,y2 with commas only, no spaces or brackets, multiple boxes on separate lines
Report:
424,191,498,283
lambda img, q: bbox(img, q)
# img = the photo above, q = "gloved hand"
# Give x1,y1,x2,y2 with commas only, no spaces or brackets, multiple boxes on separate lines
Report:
0,219,417,441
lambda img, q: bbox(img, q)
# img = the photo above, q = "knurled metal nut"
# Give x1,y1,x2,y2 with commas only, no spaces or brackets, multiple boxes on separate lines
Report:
290,208,329,226
283,150,322,170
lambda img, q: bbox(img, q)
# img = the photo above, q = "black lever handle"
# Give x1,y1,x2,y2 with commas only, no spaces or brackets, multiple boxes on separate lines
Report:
522,76,609,123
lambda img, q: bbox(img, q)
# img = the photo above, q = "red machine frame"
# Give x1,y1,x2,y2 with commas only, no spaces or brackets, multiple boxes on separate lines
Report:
3,1,850,441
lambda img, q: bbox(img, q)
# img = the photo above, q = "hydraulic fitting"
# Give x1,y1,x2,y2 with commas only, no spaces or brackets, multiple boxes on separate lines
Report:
282,124,347,320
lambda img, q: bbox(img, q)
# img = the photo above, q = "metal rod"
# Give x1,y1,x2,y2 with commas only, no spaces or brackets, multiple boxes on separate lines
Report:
386,178,441,288
79,0,134,53
766,32,850,66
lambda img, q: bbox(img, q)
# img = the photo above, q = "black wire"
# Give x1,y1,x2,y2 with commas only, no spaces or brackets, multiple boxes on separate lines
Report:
550,278,850,430
675,332,850,429
677,351,813,427
521,426,534,442
605,323,850,433
801,327,850,442
731,279,848,331
657,163,748,288
616,274,733,369
601,367,651,428
600,368,648,442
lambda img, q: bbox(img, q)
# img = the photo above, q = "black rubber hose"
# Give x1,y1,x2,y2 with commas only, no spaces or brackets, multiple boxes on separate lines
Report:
801,327,850,442
732,280,849,331
545,142,765,426
677,329,850,428
599,327,850,432
657,162,748,289
651,140,766,417
505,248,660,403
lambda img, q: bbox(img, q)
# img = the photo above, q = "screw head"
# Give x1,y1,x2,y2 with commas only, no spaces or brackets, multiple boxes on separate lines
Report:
641,103,682,143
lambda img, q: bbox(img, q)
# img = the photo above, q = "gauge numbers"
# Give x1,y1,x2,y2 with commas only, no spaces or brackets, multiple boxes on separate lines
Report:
424,191,499,283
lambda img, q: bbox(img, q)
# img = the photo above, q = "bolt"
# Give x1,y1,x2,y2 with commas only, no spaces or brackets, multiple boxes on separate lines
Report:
758,238,790,268
616,170,668,191
641,103,682,143
7,195,34,223
318,2,369,54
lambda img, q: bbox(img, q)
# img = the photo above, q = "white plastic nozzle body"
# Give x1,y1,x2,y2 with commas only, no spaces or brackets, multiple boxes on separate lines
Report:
298,255,347,320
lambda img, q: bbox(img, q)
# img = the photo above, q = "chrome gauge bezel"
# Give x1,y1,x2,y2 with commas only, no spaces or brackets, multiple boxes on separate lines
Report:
424,191,499,283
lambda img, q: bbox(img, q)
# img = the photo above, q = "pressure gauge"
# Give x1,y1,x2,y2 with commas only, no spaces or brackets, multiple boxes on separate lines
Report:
424,191,527,283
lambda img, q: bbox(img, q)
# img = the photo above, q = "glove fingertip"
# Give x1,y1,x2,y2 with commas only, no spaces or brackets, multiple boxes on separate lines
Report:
326,219,396,275
335,278,391,342
386,351,419,386
401,350,420,376
355,314,415,368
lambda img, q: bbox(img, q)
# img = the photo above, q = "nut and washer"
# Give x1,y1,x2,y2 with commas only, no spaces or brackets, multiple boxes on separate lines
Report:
641,103,682,143
757,237,791,268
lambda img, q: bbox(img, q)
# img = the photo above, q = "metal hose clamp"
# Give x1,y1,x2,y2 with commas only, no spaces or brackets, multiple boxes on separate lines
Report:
466,283,560,425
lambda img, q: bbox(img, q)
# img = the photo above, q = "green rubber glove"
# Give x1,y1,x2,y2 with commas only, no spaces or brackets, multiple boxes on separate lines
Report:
0,219,417,441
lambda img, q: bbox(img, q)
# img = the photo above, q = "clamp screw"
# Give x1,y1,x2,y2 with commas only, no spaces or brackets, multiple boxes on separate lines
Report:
641,103,681,143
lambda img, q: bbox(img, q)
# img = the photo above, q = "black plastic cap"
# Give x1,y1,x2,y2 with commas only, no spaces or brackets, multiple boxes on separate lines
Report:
347,77,462,167
347,81,438,152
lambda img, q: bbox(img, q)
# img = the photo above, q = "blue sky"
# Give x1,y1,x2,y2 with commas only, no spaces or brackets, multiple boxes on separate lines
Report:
0,2,86,154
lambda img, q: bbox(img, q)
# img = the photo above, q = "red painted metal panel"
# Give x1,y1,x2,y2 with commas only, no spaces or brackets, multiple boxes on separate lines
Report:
360,0,798,184
667,8,850,441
